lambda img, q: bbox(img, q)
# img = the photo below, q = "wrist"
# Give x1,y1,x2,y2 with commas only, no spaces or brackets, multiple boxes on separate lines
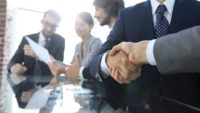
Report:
136,41,149,65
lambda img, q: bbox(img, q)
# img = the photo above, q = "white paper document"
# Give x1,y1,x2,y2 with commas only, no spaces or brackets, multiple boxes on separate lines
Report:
25,37,51,64
25,88,52,109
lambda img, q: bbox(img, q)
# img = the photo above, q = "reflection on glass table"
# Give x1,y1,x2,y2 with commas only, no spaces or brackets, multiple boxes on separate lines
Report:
6,74,200,113
7,75,108,113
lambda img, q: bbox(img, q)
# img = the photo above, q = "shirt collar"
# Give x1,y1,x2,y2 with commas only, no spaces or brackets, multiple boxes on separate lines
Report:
39,32,46,43
150,0,175,16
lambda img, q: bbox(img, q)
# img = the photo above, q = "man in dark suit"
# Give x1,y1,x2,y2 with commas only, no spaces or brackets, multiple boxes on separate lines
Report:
89,0,200,111
7,10,65,108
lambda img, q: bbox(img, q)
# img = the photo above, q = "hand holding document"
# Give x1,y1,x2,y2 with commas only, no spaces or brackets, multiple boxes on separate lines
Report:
23,45,37,59
25,37,51,64
49,57,68,76
26,37,68,76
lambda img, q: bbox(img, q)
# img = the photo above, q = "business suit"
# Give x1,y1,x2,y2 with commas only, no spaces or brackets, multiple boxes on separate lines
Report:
90,0,200,109
71,35,102,67
154,25,200,74
8,32,65,107
8,32,65,77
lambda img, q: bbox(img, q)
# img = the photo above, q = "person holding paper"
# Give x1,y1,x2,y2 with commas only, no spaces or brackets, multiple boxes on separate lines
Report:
66,12,102,78
7,10,65,108
49,12,102,79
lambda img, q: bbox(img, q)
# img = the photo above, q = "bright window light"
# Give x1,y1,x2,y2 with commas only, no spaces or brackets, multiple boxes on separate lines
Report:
7,0,145,63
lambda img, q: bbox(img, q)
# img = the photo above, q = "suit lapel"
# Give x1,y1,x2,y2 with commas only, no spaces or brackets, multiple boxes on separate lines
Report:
30,33,40,43
45,35,54,50
168,0,187,33
142,1,157,40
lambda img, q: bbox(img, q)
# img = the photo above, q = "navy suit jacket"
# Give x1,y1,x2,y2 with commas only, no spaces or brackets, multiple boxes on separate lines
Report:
89,0,200,109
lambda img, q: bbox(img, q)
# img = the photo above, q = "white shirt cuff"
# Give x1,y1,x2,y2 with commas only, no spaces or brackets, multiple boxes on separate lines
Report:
100,51,110,77
79,66,84,79
146,39,157,65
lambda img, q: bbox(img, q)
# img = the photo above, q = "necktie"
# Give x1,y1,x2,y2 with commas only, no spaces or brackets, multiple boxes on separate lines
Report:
155,5,169,38
44,39,50,49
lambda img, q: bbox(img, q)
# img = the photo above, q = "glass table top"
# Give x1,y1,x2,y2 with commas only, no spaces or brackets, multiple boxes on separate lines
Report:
4,74,200,113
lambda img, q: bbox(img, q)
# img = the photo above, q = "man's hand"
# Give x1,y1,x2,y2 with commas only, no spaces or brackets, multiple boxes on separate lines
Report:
66,55,80,78
23,44,37,58
10,63,27,84
11,63,27,75
107,41,150,84
20,89,36,103
48,56,67,76
106,51,141,84
110,41,149,65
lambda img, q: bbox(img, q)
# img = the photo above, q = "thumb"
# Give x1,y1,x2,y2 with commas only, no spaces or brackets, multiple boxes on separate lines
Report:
109,44,122,56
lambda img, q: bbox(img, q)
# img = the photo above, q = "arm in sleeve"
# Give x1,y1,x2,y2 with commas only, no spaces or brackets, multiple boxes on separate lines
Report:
89,10,125,81
54,37,65,62
154,25,200,74
83,38,102,67
7,37,28,72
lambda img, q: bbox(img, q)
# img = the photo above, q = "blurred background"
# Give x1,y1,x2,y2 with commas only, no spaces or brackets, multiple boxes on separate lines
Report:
6,0,145,64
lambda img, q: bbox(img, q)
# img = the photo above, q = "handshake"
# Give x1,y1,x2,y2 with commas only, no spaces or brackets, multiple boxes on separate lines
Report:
48,55,81,79
106,41,149,84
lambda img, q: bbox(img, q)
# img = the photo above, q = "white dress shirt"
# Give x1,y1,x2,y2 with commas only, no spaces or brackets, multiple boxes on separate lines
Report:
100,0,175,77
147,0,175,65
39,32,49,47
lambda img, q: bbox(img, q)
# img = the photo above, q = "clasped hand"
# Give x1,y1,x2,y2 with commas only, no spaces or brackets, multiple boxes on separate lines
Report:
48,55,80,79
107,41,149,84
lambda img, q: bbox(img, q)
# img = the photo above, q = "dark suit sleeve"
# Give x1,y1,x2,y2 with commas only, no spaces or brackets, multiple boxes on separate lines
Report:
54,37,65,61
89,10,125,80
7,37,28,72
88,10,127,109
154,25,200,74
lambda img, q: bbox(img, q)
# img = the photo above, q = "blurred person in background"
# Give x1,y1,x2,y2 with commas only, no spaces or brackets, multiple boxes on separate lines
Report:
49,12,102,79
7,10,65,108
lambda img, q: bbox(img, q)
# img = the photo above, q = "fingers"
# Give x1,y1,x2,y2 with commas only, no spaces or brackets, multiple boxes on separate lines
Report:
65,64,79,78
21,90,34,102
23,45,37,58
109,44,122,56
23,45,31,55
48,61,67,76
110,67,131,84
11,63,27,75
110,42,133,56
109,56,141,84
110,41,149,65
110,68,122,83
109,42,127,56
